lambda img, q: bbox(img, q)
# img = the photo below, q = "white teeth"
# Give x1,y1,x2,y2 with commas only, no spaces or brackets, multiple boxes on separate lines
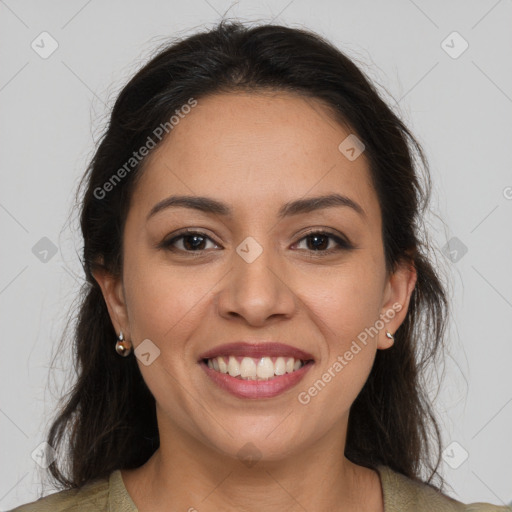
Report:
256,357,275,379
218,357,228,373
274,357,286,375
207,355,307,380
240,357,257,380
227,356,240,377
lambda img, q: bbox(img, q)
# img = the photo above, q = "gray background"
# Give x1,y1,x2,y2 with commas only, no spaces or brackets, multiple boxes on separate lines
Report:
1,0,511,509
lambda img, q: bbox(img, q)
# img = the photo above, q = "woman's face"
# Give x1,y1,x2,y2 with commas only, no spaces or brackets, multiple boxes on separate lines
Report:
97,91,416,461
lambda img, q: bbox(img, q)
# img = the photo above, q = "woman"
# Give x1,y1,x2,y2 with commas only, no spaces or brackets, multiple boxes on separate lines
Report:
11,21,510,512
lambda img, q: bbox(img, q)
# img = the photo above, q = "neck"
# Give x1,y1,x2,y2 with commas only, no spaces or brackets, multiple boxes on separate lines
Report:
122,419,383,512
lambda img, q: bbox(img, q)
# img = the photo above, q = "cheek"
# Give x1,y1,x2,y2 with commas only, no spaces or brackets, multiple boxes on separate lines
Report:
295,269,381,423
121,254,214,422
122,252,213,344
300,259,385,344
291,258,384,409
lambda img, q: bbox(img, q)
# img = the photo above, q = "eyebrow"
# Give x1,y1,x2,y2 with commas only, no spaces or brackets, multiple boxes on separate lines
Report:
147,193,366,221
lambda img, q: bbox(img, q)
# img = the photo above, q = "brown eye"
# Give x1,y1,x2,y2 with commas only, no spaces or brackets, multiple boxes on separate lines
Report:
294,231,352,252
305,233,330,251
161,231,219,252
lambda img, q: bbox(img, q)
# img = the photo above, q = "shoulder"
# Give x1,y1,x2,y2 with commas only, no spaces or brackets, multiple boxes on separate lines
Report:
376,465,512,512
8,478,109,512
8,470,135,512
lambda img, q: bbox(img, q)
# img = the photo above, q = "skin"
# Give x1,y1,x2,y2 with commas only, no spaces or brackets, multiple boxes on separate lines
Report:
94,91,417,512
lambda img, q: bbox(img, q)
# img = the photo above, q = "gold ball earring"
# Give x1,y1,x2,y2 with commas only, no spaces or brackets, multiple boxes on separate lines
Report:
115,331,132,357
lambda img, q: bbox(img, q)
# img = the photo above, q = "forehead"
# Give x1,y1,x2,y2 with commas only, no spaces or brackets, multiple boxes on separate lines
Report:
130,91,379,222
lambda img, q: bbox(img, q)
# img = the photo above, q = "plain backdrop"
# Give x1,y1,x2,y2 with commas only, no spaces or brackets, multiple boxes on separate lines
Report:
1,0,511,509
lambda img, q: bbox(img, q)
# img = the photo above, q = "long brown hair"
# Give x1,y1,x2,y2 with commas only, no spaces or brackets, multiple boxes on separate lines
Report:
47,20,449,492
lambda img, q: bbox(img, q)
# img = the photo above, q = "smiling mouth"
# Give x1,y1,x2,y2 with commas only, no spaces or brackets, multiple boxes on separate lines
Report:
202,355,313,381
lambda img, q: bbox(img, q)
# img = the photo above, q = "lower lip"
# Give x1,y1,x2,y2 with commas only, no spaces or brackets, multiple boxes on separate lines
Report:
200,360,314,399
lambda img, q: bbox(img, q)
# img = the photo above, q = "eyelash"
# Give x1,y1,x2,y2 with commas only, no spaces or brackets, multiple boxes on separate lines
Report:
159,229,353,256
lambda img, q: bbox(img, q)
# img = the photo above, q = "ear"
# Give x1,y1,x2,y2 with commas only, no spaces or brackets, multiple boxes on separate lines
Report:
377,259,417,350
92,266,130,340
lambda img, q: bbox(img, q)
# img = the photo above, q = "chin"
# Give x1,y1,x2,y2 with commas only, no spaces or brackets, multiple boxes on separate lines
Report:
198,421,305,463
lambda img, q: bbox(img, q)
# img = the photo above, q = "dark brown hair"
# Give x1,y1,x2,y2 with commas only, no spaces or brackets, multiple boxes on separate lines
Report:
47,20,448,492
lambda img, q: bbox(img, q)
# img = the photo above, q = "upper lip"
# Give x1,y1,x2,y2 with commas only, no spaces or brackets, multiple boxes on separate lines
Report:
198,342,315,361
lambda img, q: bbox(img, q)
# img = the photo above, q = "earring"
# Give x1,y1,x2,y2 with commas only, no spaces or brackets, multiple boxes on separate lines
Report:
115,331,132,357
385,331,395,344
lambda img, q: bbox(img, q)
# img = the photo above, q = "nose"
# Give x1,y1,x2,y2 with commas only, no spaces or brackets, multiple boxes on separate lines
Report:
215,239,297,326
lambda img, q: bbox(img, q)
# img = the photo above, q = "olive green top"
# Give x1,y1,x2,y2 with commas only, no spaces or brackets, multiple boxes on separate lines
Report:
9,464,512,511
